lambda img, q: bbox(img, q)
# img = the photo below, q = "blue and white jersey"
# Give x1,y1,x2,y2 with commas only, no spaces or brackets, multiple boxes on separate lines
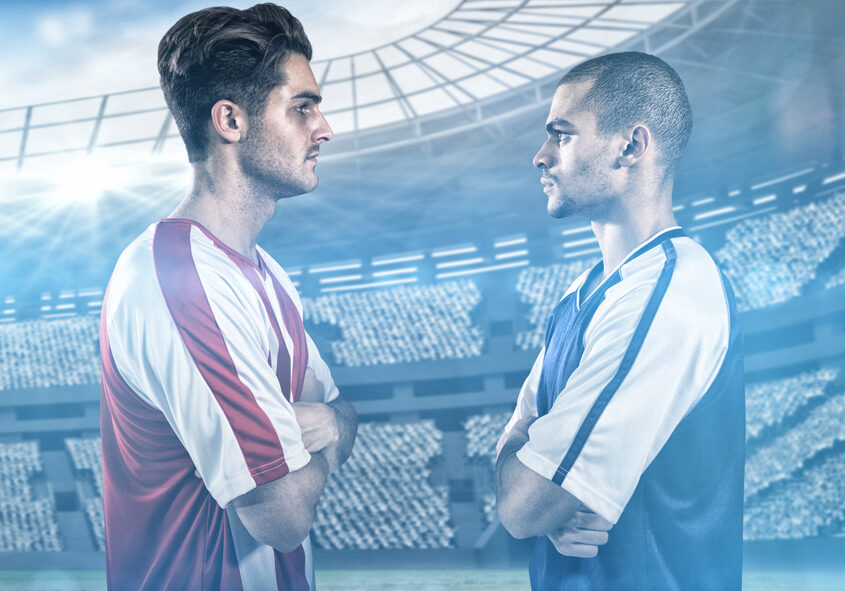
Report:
501,226,745,590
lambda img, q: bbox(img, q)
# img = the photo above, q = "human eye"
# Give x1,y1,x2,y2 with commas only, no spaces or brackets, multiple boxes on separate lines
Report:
294,102,311,115
556,131,572,145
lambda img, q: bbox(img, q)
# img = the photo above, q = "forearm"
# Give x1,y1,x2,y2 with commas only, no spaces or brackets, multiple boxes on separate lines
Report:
496,428,580,539
233,452,329,552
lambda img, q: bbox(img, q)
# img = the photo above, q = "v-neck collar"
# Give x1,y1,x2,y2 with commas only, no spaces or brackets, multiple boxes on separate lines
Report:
576,226,685,310
160,218,265,276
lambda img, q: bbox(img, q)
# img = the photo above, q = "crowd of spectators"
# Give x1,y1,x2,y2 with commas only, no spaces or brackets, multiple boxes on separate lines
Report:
745,392,845,498
0,317,100,391
715,192,845,311
66,438,103,497
303,281,483,366
746,368,838,440
464,412,510,525
464,412,511,460
84,498,105,551
744,451,845,540
311,421,454,549
0,442,62,551
65,438,105,550
515,261,595,351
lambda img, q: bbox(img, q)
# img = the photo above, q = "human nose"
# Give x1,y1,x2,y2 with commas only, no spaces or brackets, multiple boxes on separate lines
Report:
314,110,333,144
533,140,552,169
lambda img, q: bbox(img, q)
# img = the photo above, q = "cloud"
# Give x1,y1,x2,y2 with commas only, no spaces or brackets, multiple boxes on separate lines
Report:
36,8,94,47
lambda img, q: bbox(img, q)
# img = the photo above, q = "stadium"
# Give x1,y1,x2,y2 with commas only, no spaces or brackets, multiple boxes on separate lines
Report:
0,0,844,588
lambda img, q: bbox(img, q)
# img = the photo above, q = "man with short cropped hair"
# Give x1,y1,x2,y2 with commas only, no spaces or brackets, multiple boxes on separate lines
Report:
496,52,745,589
99,4,357,589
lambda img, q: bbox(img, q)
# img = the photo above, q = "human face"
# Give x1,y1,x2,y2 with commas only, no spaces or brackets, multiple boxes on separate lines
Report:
239,53,333,199
532,81,616,219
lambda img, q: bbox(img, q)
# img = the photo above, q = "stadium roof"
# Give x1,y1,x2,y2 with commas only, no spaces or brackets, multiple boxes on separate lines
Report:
1,0,717,179
3,0,844,298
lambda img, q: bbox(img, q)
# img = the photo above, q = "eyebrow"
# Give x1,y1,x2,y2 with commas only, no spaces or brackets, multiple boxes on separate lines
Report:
291,91,322,104
546,118,576,134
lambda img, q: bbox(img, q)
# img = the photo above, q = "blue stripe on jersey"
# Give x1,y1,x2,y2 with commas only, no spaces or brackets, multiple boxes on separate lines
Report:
552,240,678,485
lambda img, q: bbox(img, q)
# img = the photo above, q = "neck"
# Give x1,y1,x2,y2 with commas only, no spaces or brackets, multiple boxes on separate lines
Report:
592,182,678,277
169,160,276,264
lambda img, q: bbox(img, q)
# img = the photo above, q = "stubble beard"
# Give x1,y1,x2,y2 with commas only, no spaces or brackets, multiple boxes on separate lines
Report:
547,158,614,220
239,120,315,201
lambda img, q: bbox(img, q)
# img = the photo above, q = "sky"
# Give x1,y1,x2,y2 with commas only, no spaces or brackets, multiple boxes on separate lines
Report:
0,0,460,109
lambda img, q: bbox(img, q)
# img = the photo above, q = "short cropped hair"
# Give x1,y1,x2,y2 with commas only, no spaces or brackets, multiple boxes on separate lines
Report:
559,51,692,174
158,3,312,162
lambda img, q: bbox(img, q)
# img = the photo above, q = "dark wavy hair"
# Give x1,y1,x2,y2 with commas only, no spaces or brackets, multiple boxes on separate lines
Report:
559,51,693,175
158,3,312,162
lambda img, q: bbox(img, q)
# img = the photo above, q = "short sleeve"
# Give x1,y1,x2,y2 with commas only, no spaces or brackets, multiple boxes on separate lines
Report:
496,348,543,455
304,332,340,403
516,263,730,523
114,230,311,508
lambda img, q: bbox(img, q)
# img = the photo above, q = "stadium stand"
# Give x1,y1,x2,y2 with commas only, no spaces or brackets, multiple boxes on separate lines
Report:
66,438,104,550
0,317,100,391
84,499,105,552
303,281,484,366
311,421,454,549
0,442,62,551
515,260,595,351
745,368,838,440
464,412,511,460
482,493,496,525
464,412,511,525
745,392,845,498
715,192,845,311
66,438,103,497
744,450,845,540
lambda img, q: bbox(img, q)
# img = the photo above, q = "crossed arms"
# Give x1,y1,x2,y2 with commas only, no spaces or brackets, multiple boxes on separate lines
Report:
496,417,610,557
232,369,358,552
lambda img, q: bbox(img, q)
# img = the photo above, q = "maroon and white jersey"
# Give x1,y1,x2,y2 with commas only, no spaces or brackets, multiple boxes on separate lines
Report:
99,218,337,590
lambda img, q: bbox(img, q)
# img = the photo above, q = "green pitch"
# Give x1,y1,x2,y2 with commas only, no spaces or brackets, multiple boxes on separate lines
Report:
0,569,842,590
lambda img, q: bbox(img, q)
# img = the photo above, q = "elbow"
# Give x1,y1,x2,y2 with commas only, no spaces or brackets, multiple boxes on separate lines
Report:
269,529,311,554
496,491,534,539
251,512,315,553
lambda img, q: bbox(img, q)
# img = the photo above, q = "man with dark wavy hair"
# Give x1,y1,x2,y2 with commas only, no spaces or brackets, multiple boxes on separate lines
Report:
496,52,745,589
99,4,356,589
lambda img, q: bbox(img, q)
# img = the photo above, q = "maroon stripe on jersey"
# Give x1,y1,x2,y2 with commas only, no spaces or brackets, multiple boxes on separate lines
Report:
153,220,289,484
224,253,294,402
265,267,309,403
275,546,309,591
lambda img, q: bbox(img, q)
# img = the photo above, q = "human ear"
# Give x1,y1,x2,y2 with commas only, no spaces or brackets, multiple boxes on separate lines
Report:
210,100,246,145
618,125,650,167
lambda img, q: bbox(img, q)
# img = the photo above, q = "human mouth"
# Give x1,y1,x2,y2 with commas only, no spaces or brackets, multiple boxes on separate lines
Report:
306,150,319,164
541,175,556,192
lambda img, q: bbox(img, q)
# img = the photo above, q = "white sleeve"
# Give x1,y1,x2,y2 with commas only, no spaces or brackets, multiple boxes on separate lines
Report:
305,332,340,403
516,273,730,524
112,257,311,508
496,348,543,455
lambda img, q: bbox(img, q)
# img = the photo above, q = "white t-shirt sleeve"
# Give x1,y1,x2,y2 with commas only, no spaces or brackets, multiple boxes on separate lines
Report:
305,332,340,403
516,273,729,524
496,348,543,455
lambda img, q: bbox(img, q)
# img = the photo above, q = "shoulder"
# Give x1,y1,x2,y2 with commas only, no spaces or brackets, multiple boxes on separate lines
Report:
106,223,160,318
663,236,732,324
595,236,731,345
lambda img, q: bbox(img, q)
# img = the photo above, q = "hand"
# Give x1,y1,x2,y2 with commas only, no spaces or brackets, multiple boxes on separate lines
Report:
547,510,612,558
291,401,338,455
